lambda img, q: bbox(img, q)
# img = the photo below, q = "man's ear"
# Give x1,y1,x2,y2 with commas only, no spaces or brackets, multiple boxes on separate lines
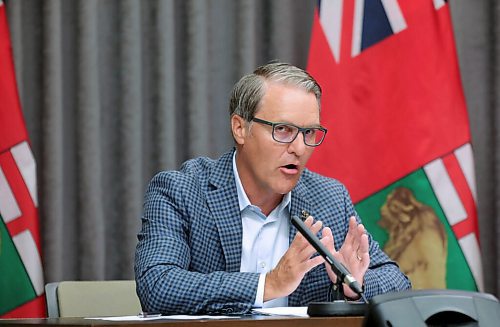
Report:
231,115,248,145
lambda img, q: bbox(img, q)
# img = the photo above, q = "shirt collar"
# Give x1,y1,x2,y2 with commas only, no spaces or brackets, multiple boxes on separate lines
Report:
232,151,291,213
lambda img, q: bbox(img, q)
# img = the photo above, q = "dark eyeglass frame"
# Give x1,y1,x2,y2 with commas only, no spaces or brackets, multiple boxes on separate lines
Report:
251,117,328,147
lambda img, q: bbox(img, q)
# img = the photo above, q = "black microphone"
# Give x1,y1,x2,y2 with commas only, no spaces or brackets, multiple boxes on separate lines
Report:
291,214,364,297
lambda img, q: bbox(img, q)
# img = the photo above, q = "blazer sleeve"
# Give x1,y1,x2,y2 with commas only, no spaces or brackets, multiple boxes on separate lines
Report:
134,171,260,315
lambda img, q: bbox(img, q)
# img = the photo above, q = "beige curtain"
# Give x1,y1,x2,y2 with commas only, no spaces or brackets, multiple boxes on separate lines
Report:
5,0,314,281
5,0,500,298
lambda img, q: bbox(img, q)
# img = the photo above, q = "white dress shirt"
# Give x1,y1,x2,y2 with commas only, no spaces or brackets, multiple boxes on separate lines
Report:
233,152,290,308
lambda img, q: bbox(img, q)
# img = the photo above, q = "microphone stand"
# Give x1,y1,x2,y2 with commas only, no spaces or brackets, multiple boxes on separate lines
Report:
291,212,368,317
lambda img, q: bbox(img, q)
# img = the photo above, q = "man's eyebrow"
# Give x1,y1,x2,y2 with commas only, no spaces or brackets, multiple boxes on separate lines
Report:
279,121,322,128
299,123,322,128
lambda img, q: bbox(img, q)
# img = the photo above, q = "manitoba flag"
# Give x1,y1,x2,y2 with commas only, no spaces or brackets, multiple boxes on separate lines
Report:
307,0,483,291
0,1,46,317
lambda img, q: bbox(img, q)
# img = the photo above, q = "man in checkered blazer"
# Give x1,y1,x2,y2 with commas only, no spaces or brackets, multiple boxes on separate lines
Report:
135,62,411,315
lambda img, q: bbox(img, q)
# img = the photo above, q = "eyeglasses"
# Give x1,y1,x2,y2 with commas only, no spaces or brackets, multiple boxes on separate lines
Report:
251,117,327,147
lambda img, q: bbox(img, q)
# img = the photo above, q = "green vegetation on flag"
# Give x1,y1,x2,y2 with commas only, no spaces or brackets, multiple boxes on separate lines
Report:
0,218,37,314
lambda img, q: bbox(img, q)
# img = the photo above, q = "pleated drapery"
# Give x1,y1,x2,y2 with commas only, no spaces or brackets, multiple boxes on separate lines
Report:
5,0,314,281
4,0,500,298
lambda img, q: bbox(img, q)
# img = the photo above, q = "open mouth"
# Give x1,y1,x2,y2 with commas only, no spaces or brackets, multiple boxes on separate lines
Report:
280,163,299,174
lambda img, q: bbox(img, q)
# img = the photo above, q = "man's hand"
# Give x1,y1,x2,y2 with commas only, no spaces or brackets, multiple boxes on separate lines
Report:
322,216,370,299
264,216,330,301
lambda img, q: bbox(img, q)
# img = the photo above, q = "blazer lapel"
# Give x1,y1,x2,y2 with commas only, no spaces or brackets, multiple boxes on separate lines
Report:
205,149,243,273
289,177,315,244
289,176,316,306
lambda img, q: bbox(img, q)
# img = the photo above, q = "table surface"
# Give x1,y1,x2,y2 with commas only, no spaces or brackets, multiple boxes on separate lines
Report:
0,315,364,327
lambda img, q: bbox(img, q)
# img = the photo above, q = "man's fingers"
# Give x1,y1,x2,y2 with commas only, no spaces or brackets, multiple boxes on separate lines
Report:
266,216,349,301
299,229,325,260
304,215,314,227
348,217,359,249
342,216,356,251
357,223,366,237
291,216,343,271
320,226,334,251
321,226,339,283
305,254,325,271
359,231,369,255
353,223,367,258
310,219,323,235
290,216,314,248
291,216,326,261
291,216,323,249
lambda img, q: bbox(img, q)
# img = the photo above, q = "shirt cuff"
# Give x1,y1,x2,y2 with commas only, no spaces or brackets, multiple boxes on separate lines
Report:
253,273,266,307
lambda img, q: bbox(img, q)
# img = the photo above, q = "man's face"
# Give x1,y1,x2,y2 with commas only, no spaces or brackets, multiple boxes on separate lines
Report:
233,82,320,202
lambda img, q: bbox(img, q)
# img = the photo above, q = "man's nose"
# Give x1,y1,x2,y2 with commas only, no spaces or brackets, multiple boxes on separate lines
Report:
288,132,307,156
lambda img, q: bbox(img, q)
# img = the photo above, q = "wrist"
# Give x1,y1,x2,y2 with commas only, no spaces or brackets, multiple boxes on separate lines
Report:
263,271,277,302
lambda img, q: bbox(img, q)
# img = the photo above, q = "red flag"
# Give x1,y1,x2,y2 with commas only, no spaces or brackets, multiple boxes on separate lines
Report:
308,1,482,291
0,1,46,318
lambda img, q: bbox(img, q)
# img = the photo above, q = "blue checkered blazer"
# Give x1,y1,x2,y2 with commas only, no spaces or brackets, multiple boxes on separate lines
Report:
134,149,410,314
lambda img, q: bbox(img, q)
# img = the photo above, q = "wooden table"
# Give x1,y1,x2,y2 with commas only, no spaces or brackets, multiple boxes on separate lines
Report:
0,316,364,327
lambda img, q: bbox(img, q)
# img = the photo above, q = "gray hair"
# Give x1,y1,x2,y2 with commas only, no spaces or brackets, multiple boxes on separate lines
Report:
229,62,322,121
